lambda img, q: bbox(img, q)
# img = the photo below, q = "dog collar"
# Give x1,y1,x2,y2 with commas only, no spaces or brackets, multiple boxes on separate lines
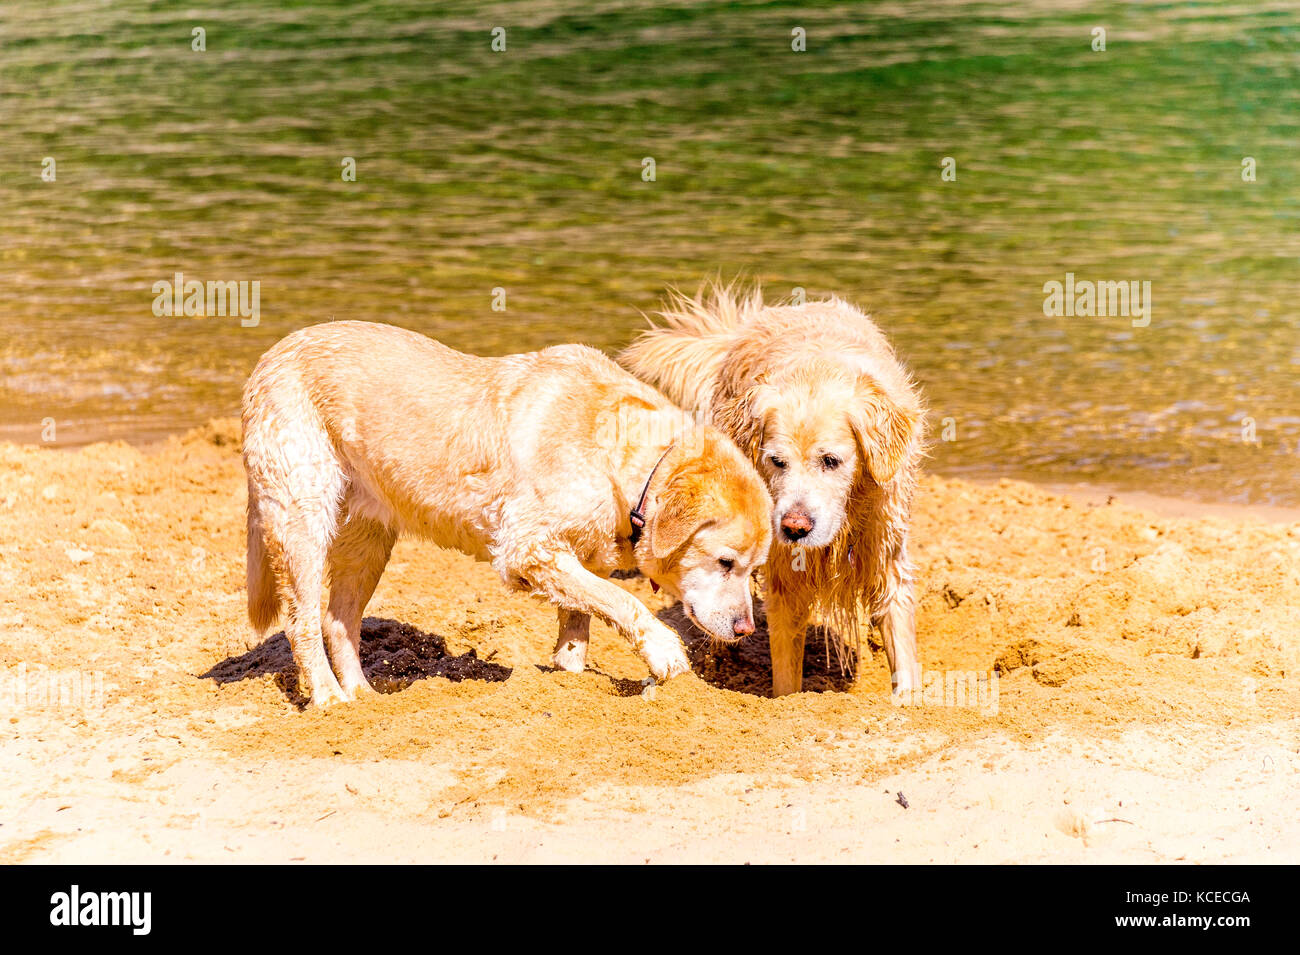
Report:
628,444,673,548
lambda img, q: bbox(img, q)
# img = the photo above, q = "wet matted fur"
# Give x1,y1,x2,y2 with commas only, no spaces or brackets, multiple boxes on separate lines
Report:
621,286,926,696
243,320,772,706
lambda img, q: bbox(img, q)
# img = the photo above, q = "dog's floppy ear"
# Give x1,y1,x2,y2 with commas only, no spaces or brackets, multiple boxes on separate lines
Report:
849,386,920,486
648,463,714,559
713,376,779,460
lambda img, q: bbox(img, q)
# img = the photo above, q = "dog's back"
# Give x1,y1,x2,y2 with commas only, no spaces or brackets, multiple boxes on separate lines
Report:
619,287,764,412
621,286,914,415
242,323,654,567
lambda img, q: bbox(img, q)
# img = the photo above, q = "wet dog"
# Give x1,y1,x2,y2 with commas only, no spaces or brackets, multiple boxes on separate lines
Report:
622,287,925,696
242,321,772,706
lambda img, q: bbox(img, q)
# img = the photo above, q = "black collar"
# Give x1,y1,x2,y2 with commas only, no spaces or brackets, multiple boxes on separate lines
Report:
628,445,673,548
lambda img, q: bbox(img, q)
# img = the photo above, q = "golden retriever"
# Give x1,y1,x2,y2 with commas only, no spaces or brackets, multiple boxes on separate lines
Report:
242,321,772,706
621,287,925,696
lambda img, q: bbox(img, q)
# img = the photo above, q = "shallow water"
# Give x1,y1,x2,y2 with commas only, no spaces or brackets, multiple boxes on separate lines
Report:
1,1,1297,503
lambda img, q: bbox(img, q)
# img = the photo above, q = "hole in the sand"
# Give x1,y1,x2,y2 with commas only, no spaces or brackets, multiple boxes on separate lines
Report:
201,616,512,706
657,600,869,696
533,660,649,698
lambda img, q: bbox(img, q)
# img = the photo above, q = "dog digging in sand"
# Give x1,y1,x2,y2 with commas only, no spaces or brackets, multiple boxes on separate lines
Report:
621,287,926,697
242,320,772,707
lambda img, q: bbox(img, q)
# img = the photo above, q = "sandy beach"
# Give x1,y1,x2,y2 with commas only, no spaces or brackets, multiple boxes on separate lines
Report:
0,421,1295,864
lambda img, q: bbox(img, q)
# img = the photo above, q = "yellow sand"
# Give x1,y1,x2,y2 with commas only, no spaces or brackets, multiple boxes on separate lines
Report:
0,421,1295,862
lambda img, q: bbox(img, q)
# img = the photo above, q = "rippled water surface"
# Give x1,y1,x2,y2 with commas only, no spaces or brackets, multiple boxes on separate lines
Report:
1,1,1297,503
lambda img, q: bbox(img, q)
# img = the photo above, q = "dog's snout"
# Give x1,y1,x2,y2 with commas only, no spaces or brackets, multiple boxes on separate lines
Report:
781,506,814,541
732,616,755,638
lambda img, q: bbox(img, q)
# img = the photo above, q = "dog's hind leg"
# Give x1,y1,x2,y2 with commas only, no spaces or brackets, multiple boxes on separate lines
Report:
271,515,346,707
766,593,811,697
552,608,591,673
324,515,396,699
255,441,348,706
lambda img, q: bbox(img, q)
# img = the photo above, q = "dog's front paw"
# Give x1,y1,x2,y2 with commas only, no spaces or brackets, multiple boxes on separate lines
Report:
309,685,351,708
552,641,587,673
641,633,692,682
891,665,922,696
341,677,376,701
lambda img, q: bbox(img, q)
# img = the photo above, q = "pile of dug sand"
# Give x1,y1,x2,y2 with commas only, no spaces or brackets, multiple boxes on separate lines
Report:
0,421,1296,863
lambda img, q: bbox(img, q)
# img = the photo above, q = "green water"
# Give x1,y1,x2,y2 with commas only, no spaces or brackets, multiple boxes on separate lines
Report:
1,1,1297,503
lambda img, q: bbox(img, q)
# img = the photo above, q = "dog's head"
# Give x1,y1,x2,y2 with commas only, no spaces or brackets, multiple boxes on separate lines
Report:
636,431,772,643
720,362,921,549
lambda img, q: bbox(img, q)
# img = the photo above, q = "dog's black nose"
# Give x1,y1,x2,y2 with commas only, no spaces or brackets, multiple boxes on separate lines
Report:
781,507,813,541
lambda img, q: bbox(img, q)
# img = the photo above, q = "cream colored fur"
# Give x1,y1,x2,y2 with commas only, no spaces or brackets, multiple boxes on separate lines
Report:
243,321,772,707
621,286,925,696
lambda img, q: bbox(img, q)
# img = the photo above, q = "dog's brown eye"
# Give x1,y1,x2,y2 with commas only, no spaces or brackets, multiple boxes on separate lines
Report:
769,456,788,470
718,557,735,572
822,455,840,470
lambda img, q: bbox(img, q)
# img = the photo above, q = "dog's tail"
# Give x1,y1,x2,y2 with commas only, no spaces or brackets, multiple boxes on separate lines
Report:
246,483,281,634
619,282,761,411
